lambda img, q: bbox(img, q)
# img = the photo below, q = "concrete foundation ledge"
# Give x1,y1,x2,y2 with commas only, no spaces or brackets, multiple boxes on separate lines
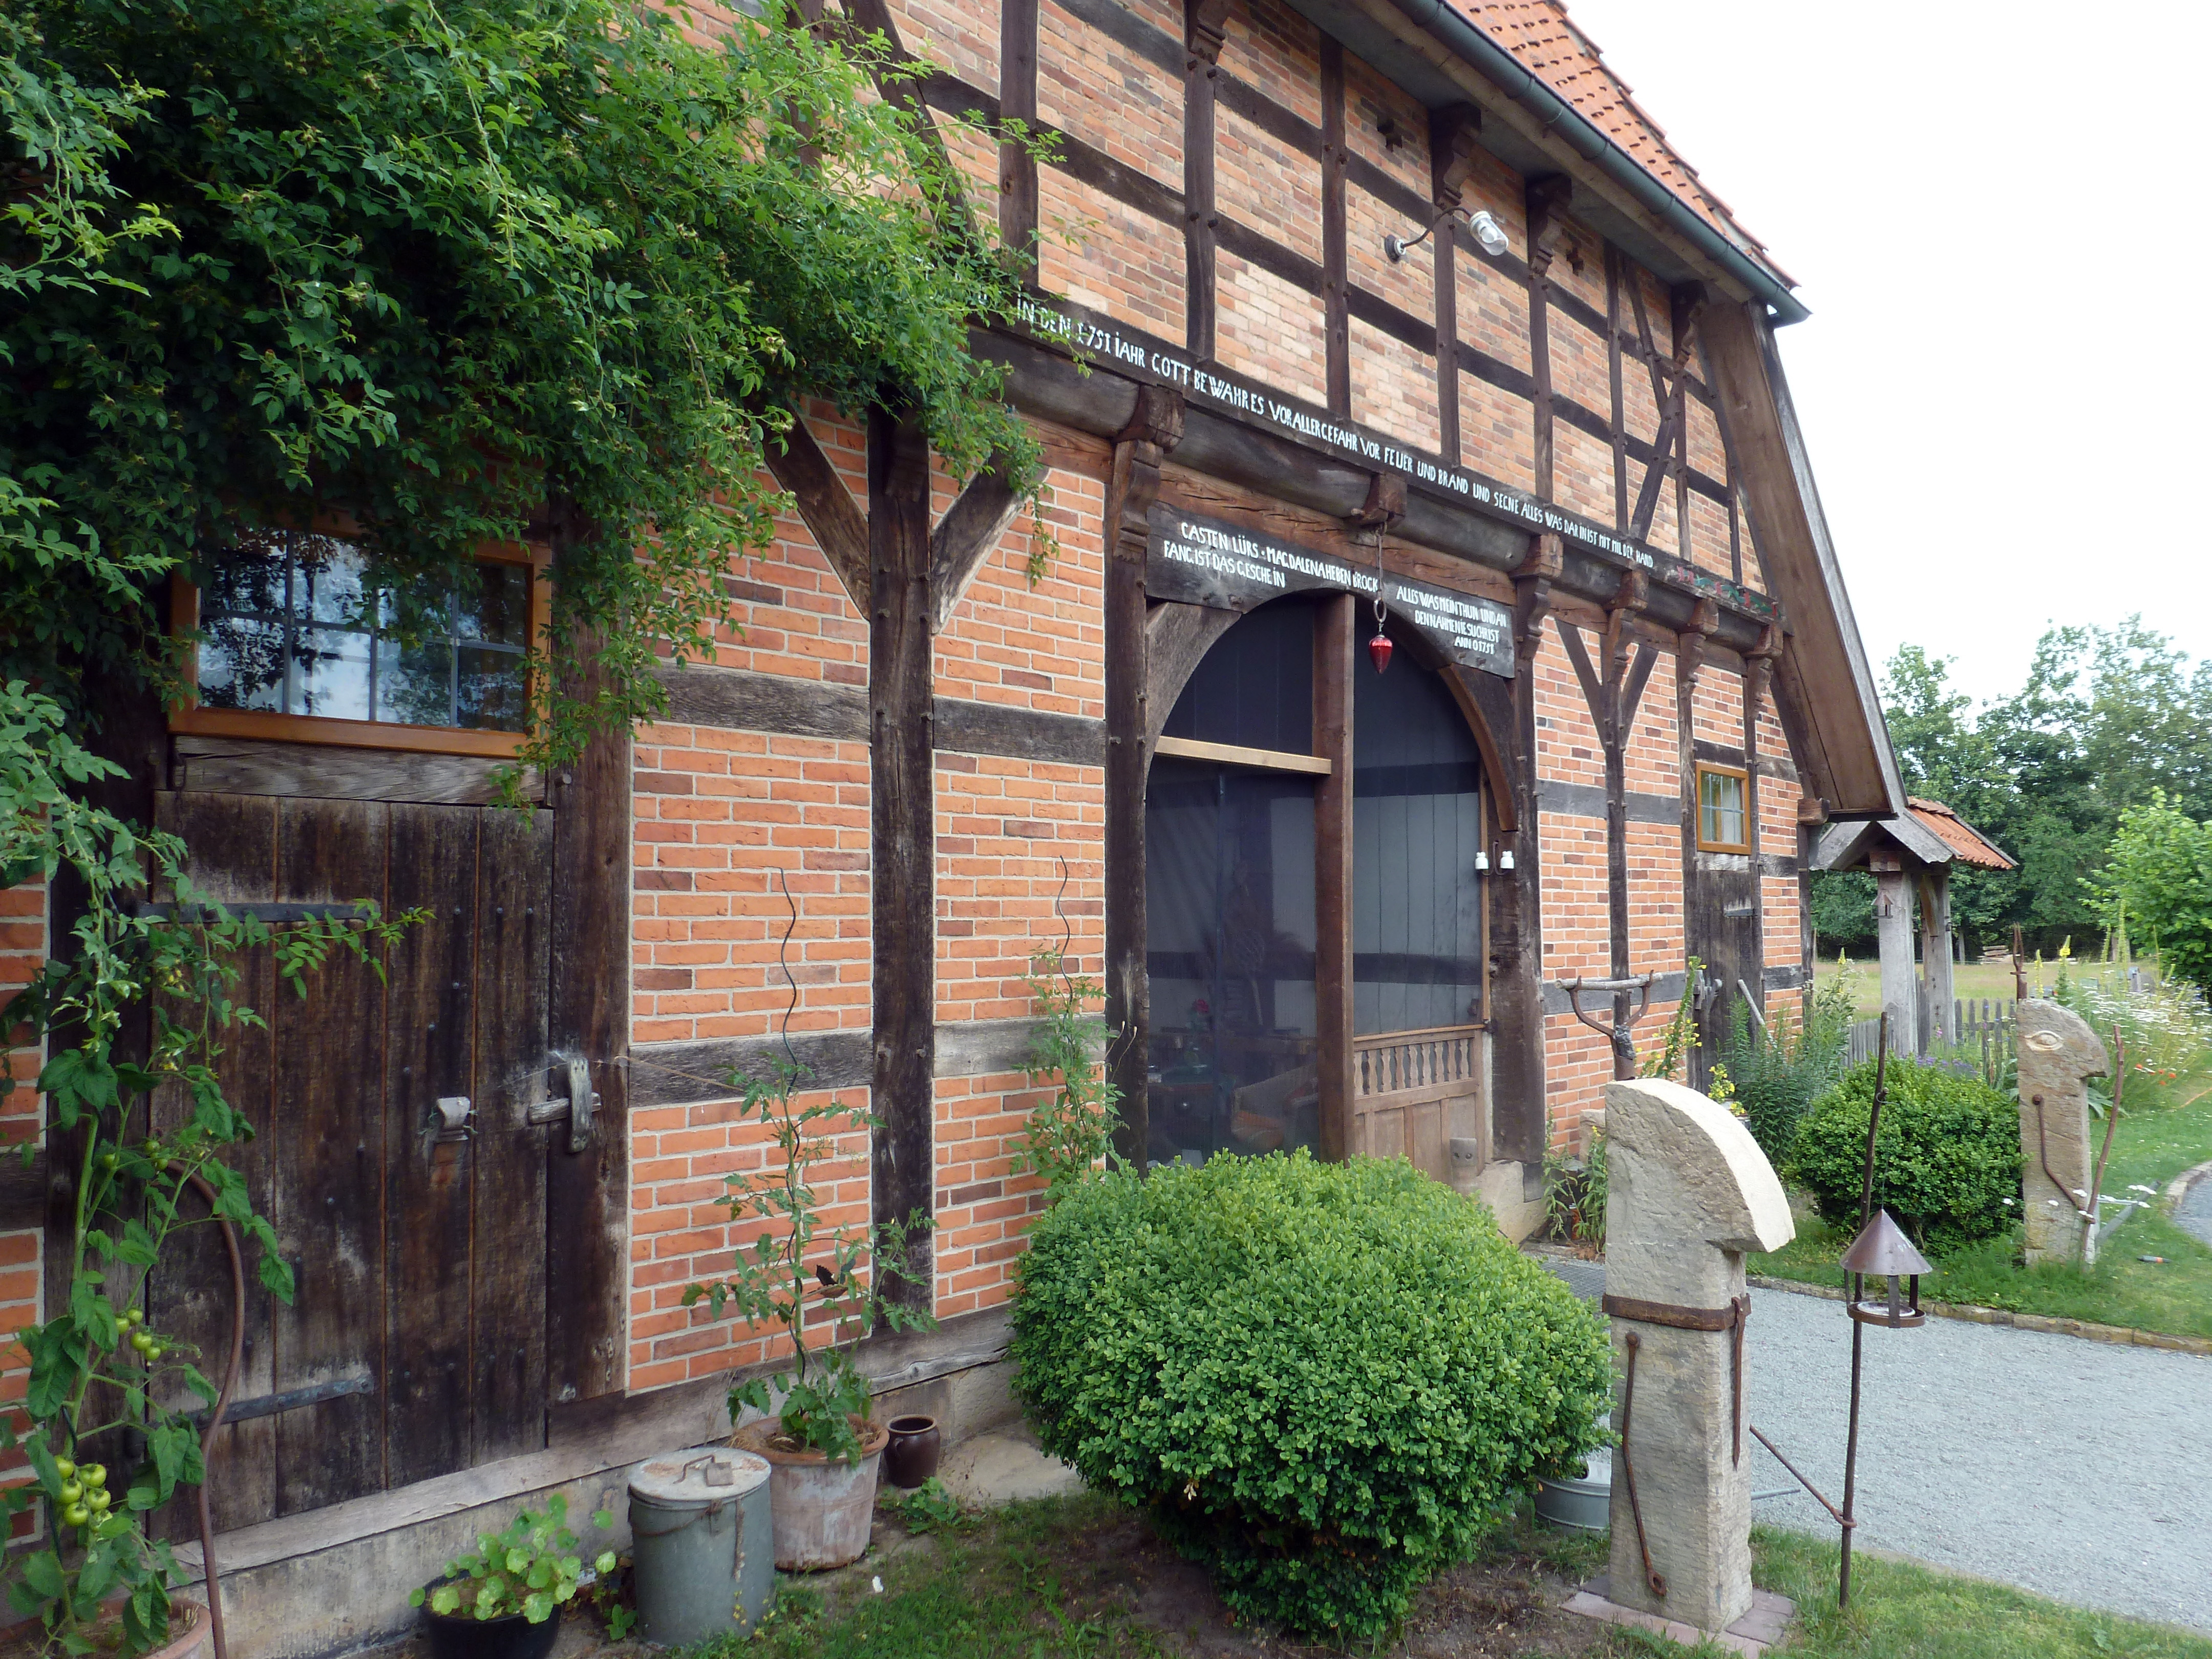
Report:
172,1305,1018,1659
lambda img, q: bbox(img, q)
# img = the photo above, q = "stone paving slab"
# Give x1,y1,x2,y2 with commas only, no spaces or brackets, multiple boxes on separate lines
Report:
1562,1580,1796,1655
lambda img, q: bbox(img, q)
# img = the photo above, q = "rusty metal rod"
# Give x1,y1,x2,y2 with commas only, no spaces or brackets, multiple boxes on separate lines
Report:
1747,1426,1850,1527
1839,1313,1864,1609
2083,1028,2126,1263
1618,1332,1665,1599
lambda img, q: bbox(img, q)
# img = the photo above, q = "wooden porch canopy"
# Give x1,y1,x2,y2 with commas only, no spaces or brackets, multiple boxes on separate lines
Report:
1811,798,2014,1049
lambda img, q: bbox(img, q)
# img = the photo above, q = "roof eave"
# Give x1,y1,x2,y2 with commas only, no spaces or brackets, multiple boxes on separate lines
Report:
1311,0,1809,324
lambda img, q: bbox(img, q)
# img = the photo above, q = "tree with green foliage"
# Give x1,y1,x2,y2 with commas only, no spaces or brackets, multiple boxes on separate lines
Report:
1812,625,2212,958
2094,795,2212,997
4,0,1045,740
4,2,1046,1646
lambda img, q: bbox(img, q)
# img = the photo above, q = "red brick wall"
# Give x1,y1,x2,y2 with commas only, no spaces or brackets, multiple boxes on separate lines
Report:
1,878,41,1494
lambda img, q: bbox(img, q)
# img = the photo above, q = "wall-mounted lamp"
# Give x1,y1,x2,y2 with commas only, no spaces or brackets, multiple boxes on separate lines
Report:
1384,206,1509,264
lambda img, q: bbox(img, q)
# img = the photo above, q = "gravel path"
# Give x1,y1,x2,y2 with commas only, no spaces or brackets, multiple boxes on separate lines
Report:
2176,1172,2212,1248
1743,1285,2212,1633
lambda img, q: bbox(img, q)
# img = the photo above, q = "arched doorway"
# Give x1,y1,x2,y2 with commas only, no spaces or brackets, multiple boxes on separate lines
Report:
1142,598,1495,1179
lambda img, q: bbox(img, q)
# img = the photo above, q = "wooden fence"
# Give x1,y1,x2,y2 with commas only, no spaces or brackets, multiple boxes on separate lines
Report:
1846,995,2017,1069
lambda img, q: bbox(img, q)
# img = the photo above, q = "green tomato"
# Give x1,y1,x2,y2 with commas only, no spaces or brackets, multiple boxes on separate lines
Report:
99,1152,119,1172
78,1464,105,1491
57,1481,81,1505
141,1139,161,1159
61,1503,89,1528
123,1308,144,1328
129,1330,153,1355
145,1345,165,1362
53,1459,74,1481
87,1491,110,1514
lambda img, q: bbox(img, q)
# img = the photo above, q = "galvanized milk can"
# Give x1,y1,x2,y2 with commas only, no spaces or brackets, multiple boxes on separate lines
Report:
627,1449,773,1645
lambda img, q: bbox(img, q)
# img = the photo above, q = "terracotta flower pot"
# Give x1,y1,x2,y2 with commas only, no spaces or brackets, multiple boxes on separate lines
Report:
416,1580,562,1659
882,1415,942,1489
732,1414,889,1570
2,1597,208,1659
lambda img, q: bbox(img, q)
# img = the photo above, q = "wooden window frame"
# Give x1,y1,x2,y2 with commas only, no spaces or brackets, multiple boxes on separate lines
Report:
171,536,549,759
1695,761,1751,855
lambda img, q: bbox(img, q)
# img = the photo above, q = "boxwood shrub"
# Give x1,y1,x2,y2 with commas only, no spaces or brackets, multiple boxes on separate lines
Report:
1788,1059,2022,1251
1009,1152,1611,1639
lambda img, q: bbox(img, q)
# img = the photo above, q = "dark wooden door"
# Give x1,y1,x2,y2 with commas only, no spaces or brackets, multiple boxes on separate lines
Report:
1688,851,1762,1092
150,791,556,1529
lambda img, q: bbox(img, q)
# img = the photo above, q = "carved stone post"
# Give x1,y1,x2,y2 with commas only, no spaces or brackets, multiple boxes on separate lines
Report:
1602,1078,1794,1636
2016,1000,2108,1265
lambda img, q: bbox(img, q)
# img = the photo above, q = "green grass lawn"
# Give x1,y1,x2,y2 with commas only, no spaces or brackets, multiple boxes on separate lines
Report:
677,1492,2212,1657
1752,1073,2212,1341
1811,956,2153,1019
1753,1527,2210,1659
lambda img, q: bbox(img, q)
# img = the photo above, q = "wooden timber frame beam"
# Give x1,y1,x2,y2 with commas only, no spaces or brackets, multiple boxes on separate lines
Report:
1104,386,1187,1172
545,507,634,1401
750,403,1028,1310
1525,175,1571,502
1184,0,1231,358
1484,534,1560,1164
1696,300,1901,818
1429,104,1481,463
1319,37,1351,415
1675,593,1719,1055
998,0,1039,281
869,403,937,1311
1558,565,1656,1061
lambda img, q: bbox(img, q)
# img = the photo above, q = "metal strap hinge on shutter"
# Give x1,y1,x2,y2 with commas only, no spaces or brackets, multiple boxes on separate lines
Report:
524,1051,598,1152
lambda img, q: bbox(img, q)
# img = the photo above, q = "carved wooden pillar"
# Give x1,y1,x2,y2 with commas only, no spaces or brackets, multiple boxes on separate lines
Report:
1103,387,1185,1172
869,404,936,1308
1498,533,1560,1163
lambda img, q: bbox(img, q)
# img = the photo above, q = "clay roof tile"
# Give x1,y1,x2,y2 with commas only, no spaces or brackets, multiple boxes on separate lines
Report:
1454,0,1792,285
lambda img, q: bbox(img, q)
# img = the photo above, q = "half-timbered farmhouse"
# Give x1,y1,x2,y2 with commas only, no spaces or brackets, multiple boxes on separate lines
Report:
0,0,1901,1649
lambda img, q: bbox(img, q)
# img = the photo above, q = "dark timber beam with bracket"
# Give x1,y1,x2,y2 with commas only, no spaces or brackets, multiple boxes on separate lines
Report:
1103,386,1186,1171
1525,175,1571,503
1184,0,1230,358
1429,103,1481,464
1557,566,1656,1054
1319,37,1350,416
753,401,1027,1311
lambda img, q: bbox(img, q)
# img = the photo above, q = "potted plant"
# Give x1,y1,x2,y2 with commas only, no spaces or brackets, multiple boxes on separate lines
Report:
683,1058,933,1570
408,1494,615,1659
1,687,416,1657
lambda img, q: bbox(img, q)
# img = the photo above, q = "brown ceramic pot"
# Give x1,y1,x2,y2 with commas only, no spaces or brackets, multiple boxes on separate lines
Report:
882,1415,942,1489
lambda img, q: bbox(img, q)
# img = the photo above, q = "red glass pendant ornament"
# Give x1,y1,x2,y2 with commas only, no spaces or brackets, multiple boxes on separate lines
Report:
1367,630,1394,673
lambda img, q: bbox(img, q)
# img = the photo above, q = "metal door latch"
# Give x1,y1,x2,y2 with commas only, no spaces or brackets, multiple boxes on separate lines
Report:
524,1051,599,1152
432,1097,473,1143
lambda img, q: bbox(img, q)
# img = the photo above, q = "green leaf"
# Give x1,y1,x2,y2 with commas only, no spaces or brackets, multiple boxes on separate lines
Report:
429,1586,460,1616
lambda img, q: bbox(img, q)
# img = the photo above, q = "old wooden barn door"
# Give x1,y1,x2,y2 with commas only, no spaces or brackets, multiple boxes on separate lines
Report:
150,790,560,1529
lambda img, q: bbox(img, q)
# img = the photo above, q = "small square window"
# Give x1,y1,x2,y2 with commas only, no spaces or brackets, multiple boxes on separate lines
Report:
1697,763,1749,853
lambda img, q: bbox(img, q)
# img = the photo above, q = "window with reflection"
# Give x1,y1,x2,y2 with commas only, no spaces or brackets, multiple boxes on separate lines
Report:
193,530,534,733
1697,763,1749,854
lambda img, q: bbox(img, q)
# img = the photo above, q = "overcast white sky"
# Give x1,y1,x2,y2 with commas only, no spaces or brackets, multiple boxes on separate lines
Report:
1561,1,2212,708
